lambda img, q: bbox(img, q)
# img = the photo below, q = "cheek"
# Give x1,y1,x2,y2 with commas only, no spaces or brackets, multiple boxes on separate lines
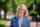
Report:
19,11,25,14
21,11,25,14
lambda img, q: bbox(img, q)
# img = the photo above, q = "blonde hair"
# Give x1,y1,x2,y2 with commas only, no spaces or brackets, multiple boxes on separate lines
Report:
16,4,29,16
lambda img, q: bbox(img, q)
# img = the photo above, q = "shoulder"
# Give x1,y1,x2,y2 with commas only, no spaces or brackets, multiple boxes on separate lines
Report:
11,16,18,21
24,16,30,24
25,16,31,22
23,16,30,21
26,16,32,20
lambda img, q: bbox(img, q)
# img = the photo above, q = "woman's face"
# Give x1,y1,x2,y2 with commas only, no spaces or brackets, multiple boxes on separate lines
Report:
18,8,25,16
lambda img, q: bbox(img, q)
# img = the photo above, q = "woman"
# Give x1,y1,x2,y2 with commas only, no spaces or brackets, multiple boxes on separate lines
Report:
10,4,30,27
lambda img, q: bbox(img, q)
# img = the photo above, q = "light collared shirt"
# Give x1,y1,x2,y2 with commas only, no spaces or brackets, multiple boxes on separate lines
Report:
18,17,23,27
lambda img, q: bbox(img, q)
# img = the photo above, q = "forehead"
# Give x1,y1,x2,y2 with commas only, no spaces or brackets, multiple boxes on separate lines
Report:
18,8,25,11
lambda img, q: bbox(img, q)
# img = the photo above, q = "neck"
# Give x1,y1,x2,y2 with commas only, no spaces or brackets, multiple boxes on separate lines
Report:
18,16,23,19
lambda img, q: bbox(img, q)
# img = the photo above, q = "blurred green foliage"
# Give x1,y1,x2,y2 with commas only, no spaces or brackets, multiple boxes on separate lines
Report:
0,24,5,27
0,0,40,14
0,20,8,24
38,0,40,3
